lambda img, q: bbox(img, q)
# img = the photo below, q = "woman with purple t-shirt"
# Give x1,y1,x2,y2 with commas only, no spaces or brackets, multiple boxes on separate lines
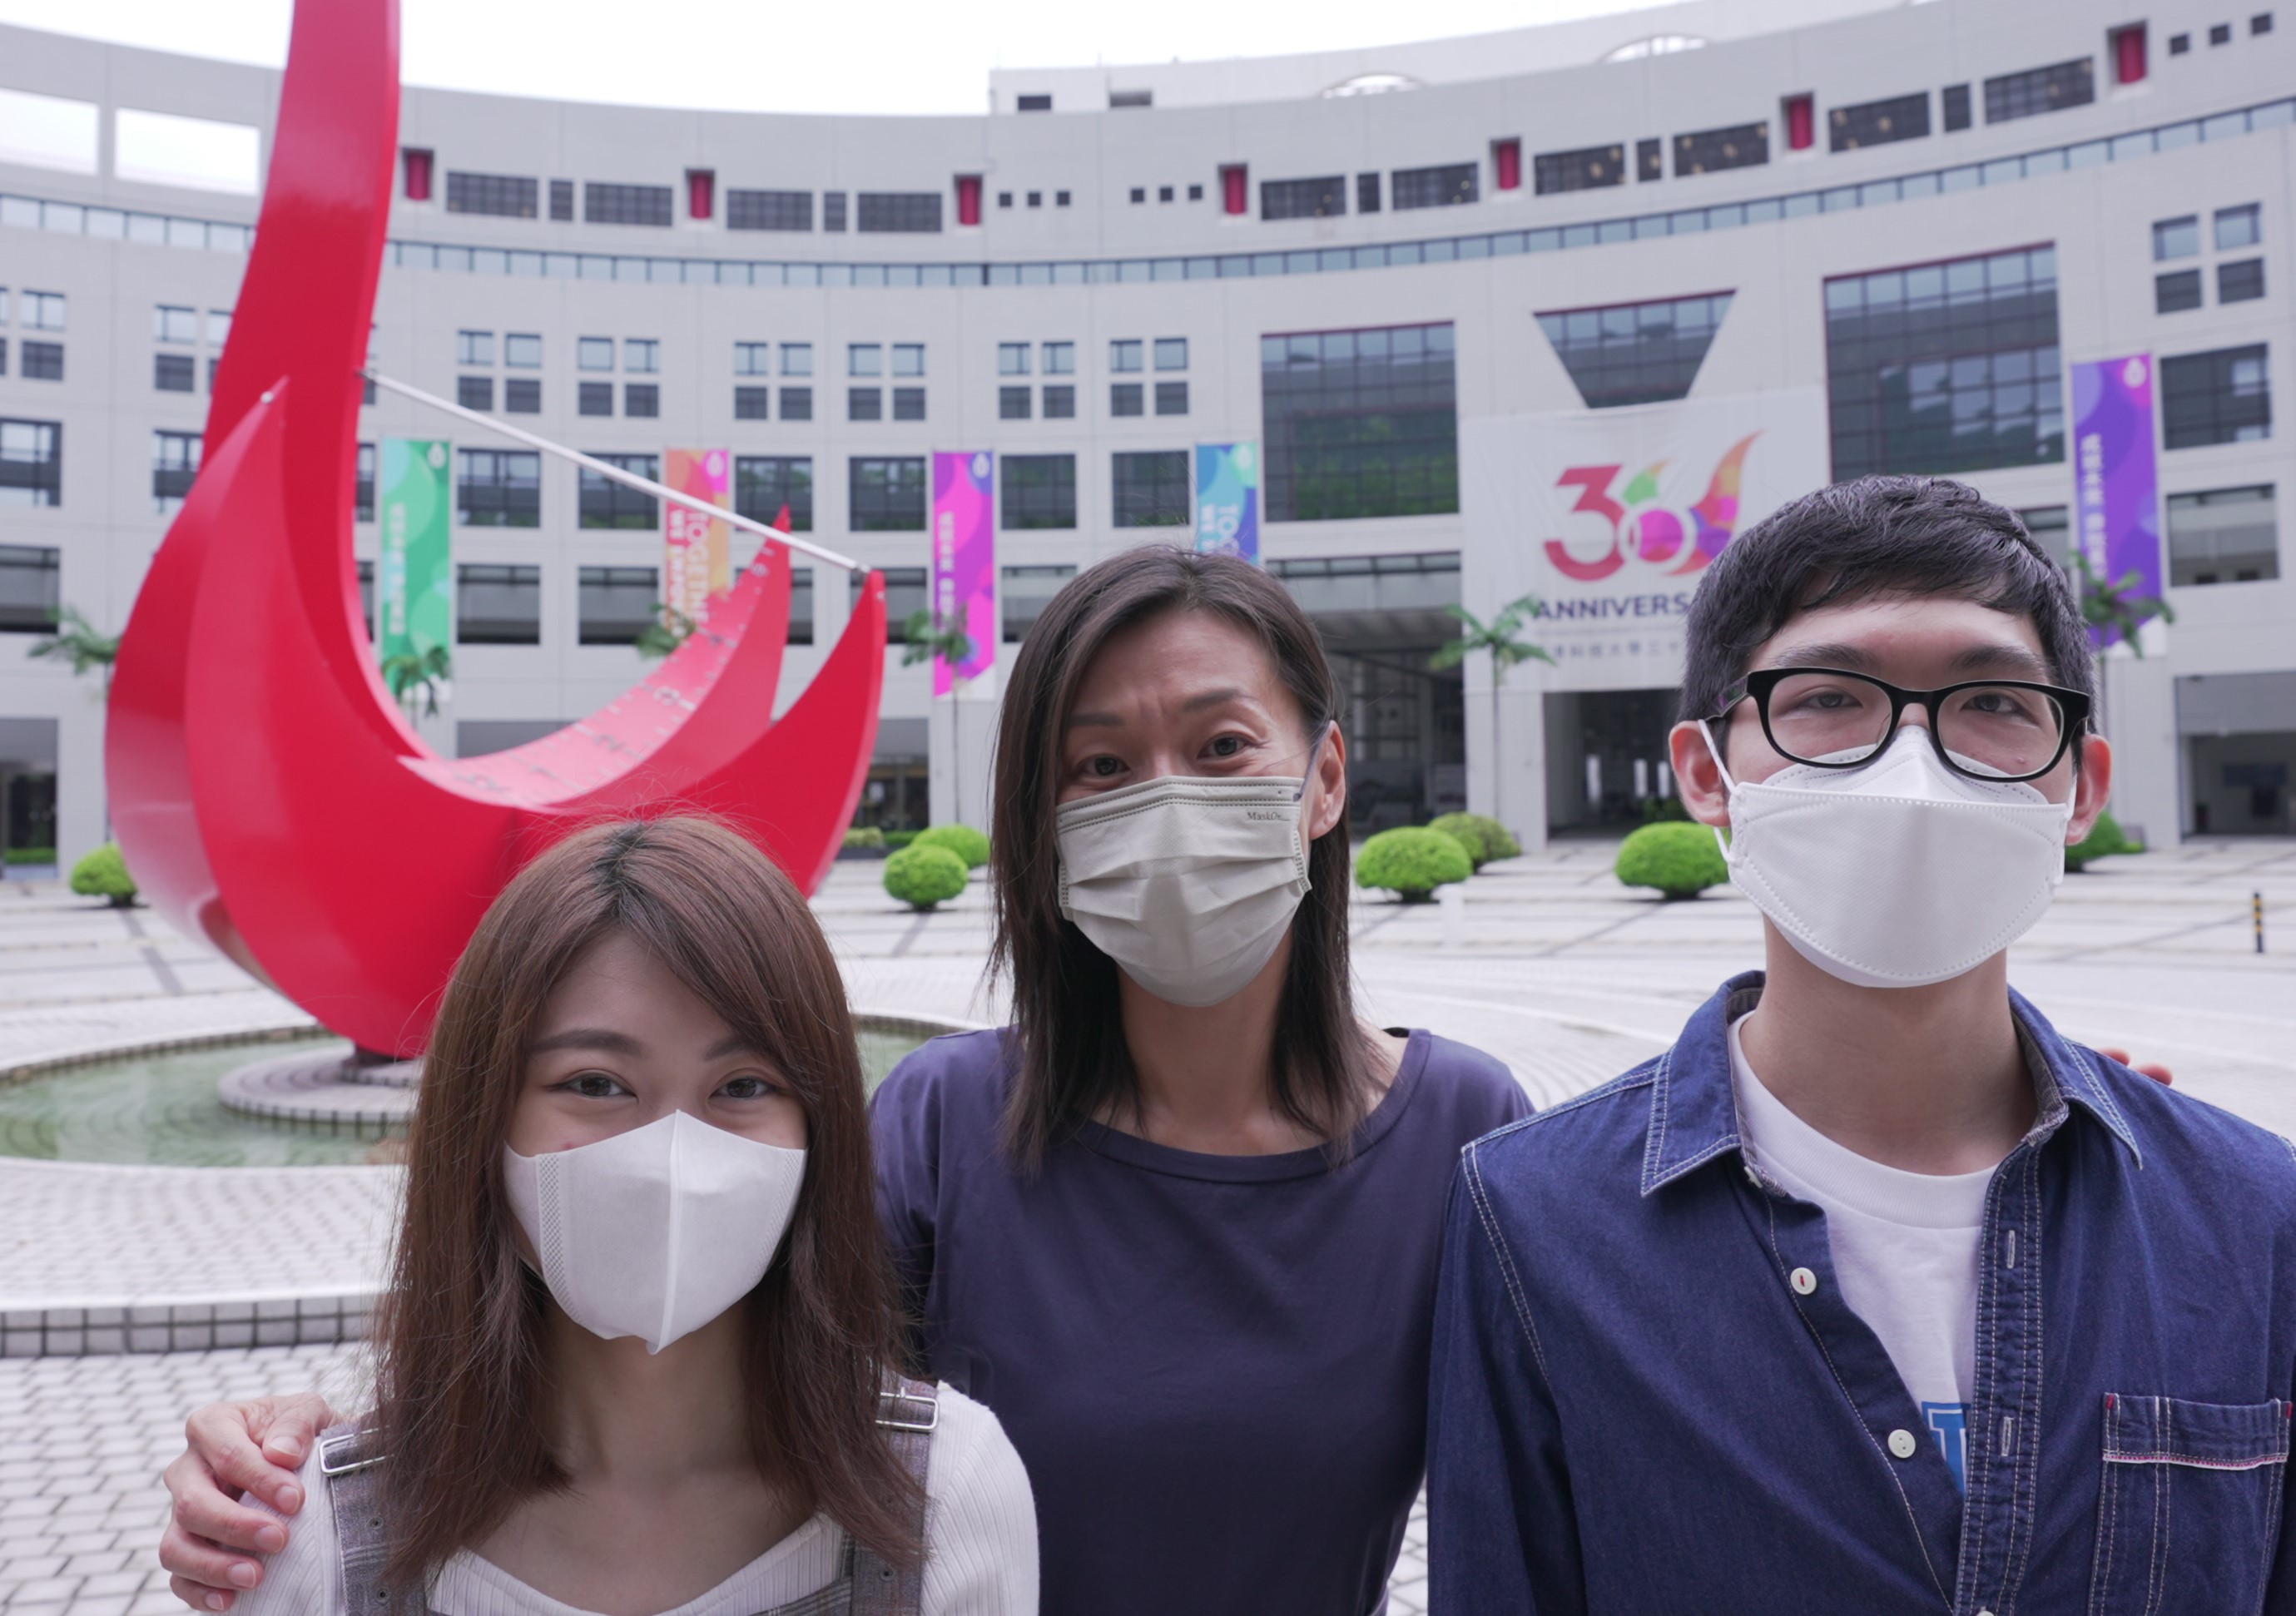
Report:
156,549,1529,1616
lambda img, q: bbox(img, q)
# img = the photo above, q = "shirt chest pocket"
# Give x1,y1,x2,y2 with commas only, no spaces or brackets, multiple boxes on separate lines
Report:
2089,1394,2291,1616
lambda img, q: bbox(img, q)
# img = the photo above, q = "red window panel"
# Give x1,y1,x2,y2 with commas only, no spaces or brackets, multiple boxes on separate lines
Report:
687,169,715,221
401,147,433,201
1492,138,1522,191
1783,96,1815,151
1220,164,1247,216
956,174,983,227
2114,24,2149,83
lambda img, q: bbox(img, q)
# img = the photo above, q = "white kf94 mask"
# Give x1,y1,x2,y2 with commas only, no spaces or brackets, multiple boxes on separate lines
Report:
503,1109,806,1355
1056,762,1317,1008
1703,724,2075,989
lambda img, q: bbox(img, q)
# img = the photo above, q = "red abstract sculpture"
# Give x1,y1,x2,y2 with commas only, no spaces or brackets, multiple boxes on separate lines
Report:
107,0,885,1055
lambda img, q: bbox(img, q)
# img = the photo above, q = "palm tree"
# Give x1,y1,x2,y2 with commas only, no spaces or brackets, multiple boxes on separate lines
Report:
380,645,453,721
902,602,976,828
2070,552,2175,659
1431,595,1556,824
635,603,697,661
27,606,121,693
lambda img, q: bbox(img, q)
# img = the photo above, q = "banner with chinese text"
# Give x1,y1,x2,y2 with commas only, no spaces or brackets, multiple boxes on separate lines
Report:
931,451,995,695
2070,355,2163,649
378,438,451,664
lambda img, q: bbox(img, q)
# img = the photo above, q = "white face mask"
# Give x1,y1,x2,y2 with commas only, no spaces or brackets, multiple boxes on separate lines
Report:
1055,759,1317,1008
503,1109,806,1355
1703,724,2075,989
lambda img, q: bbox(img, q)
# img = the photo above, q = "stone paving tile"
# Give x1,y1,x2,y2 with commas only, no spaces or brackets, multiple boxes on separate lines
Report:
0,1343,368,1614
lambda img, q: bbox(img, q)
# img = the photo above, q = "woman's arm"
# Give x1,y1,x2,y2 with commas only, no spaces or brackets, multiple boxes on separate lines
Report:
920,1386,1039,1616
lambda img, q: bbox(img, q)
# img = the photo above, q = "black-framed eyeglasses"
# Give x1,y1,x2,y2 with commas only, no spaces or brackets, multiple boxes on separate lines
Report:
1711,667,2091,784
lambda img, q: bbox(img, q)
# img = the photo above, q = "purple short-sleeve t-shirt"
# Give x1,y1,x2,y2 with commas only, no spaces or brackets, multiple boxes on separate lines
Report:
870,1027,1530,1616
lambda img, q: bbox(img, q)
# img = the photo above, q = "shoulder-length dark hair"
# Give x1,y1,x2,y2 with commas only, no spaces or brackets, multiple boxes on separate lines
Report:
989,546,1376,1170
370,816,920,1590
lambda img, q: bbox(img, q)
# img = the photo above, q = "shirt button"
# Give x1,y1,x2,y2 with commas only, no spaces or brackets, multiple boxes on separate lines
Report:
1888,1429,1918,1460
1789,1267,1817,1295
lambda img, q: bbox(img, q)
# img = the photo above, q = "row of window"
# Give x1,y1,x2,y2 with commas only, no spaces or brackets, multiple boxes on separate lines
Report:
434,170,948,235
1,341,64,383
2152,203,2269,315
0,291,67,330
154,305,230,345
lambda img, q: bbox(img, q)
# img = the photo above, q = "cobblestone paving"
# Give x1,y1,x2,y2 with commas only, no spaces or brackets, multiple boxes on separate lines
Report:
2,838,2290,1613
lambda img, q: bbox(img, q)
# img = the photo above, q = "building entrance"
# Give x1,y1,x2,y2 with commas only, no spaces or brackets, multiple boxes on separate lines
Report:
1543,687,1683,834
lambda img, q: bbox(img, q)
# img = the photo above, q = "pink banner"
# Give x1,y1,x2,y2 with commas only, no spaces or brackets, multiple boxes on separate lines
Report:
931,451,994,696
662,448,731,626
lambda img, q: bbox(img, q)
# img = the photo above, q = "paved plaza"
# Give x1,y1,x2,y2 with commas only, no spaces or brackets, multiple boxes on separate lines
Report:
1,839,2292,1614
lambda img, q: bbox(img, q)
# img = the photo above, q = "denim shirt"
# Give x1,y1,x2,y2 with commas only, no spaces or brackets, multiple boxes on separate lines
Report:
1428,972,2296,1616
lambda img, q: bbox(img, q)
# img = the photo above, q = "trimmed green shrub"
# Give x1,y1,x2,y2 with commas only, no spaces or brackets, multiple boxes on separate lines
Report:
884,830,922,850
883,845,969,911
3,847,56,865
1426,812,1520,868
2065,810,2141,871
1355,826,1474,903
1639,794,1693,825
1615,821,1728,900
912,823,991,870
69,842,137,908
841,825,886,854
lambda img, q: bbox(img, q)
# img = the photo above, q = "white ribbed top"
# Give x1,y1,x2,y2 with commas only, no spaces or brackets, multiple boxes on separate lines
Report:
231,1384,1037,1616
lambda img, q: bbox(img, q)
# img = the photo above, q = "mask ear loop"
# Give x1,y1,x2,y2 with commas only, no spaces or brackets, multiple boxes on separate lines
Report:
1698,720,1742,867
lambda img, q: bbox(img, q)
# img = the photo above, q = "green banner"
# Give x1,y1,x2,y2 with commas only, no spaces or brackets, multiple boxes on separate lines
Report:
379,438,451,662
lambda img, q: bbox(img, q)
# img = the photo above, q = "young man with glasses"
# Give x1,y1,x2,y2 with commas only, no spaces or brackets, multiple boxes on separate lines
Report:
1428,476,2296,1614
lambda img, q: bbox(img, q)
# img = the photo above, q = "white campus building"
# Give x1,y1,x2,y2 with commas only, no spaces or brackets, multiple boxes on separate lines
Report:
0,0,2289,868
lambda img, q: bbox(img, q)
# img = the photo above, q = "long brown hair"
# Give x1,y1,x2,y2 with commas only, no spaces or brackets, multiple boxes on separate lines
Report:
989,546,1377,1170
370,816,921,1589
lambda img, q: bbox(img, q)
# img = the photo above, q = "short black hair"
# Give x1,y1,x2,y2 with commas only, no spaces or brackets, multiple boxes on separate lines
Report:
1679,474,2092,723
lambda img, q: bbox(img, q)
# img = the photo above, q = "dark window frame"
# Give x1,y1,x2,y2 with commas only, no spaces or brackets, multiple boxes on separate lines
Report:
578,564,661,645
1260,322,1460,523
458,448,543,528
456,563,543,646
1111,449,1190,528
578,454,661,528
584,181,674,227
734,455,815,533
849,457,928,531
1000,454,1077,530
2160,344,2273,449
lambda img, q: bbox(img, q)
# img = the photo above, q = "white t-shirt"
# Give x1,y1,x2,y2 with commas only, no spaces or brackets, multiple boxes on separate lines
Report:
1729,1016,1996,1490
233,1383,1038,1616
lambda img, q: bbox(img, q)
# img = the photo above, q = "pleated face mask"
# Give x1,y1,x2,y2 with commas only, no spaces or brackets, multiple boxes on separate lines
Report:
1054,756,1319,1008
503,1109,807,1354
1703,724,2075,989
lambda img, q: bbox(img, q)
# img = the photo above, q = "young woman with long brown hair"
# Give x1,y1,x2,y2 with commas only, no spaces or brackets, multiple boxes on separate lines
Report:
196,817,1034,1616
165,549,1526,1615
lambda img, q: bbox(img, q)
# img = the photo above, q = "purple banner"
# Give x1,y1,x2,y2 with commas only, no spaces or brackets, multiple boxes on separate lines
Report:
2071,354,2162,648
930,451,995,696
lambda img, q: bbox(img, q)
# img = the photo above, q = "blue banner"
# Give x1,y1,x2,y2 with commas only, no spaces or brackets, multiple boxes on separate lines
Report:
1193,442,1260,563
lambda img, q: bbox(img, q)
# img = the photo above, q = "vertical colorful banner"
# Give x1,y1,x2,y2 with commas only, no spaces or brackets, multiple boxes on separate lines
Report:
662,449,732,627
378,438,451,664
2071,355,2163,647
1194,441,1261,563
930,450,995,696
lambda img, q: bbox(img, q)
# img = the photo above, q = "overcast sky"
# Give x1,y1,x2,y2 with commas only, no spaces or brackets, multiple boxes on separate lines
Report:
0,0,1660,116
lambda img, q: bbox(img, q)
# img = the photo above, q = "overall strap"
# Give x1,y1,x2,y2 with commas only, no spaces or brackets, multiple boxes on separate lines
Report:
846,1375,938,1616
319,1420,414,1614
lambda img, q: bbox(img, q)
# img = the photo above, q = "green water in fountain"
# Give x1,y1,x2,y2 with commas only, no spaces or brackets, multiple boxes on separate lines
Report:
0,1024,931,1167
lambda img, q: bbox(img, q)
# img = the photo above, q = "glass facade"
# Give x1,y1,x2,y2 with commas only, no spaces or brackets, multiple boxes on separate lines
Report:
457,564,543,644
578,454,659,528
1823,246,2063,481
1261,322,1459,522
1831,92,1931,152
578,566,659,644
850,458,927,530
2161,345,2272,448
2166,484,2279,584
1111,451,1189,527
734,455,813,533
1000,454,1076,529
1536,292,1733,409
458,449,541,527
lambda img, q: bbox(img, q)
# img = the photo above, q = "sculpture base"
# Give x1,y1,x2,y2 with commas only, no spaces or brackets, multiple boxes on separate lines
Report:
216,1043,418,1130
